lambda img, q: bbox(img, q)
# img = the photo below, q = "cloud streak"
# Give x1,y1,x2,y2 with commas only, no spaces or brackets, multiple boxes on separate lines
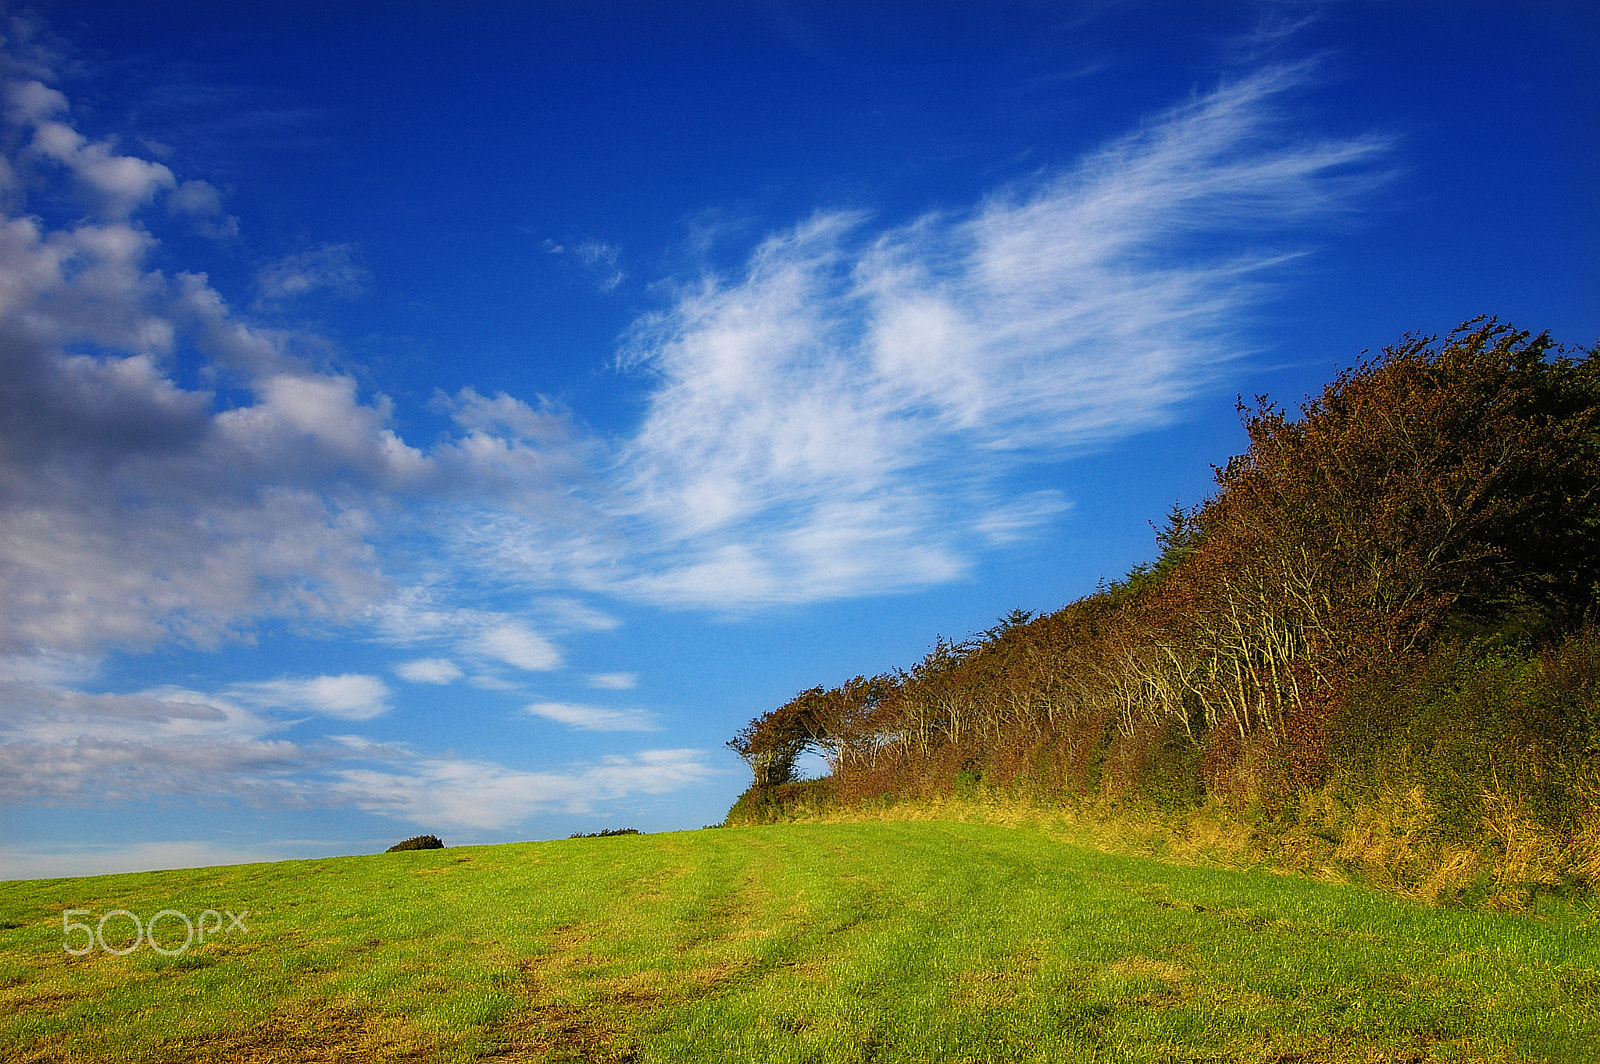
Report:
329,748,716,829
396,658,464,684
255,242,369,303
605,64,1391,608
524,701,658,732
231,674,394,721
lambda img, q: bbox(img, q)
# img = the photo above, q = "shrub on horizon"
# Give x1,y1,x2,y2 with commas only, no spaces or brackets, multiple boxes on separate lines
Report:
385,834,445,852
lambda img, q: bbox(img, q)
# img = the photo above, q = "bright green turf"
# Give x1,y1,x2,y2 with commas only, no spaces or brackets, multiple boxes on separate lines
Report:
1,820,1595,1062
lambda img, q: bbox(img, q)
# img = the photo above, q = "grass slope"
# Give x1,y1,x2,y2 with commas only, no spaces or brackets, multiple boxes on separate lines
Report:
1,821,1595,1062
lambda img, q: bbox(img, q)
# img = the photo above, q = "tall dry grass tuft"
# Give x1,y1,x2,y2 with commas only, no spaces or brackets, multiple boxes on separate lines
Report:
1478,788,1566,907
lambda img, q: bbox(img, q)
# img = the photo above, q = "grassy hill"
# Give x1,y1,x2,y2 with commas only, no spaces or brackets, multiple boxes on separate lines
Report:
3,820,1596,1062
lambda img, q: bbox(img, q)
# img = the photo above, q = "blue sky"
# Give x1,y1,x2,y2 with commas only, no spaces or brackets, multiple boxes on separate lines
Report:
1,1,1594,878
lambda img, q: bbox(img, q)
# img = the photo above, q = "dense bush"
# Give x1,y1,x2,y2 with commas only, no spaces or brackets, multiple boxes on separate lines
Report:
725,779,836,826
385,834,444,852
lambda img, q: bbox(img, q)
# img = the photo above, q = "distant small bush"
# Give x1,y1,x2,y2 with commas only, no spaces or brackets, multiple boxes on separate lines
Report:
385,834,444,852
568,828,641,838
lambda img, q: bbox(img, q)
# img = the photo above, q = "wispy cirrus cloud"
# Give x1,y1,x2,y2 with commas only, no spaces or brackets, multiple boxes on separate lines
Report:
254,241,369,302
602,63,1392,608
0,682,308,805
543,237,625,292
366,589,572,679
478,623,563,672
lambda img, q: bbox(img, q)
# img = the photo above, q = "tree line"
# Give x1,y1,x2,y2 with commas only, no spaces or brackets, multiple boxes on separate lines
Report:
727,320,1600,899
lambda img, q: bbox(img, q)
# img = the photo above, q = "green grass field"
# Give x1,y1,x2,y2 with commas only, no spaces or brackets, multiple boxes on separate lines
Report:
1,820,1595,1062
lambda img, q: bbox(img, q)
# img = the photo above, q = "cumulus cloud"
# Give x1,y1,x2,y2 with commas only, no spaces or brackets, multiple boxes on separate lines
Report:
231,674,393,720
3,78,67,126
524,700,657,732
0,205,411,655
0,68,605,664
21,104,177,216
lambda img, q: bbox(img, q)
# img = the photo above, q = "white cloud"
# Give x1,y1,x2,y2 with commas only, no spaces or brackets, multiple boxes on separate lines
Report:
232,674,393,720
328,748,717,829
0,672,715,838
167,179,239,239
539,598,622,633
396,658,463,684
167,177,224,216
0,649,97,686
524,701,656,732
255,242,369,301
366,591,574,680
0,70,600,665
544,237,625,292
0,680,311,805
0,196,408,655
604,64,1390,608
478,624,563,672
3,78,66,125
588,672,637,690
24,112,177,217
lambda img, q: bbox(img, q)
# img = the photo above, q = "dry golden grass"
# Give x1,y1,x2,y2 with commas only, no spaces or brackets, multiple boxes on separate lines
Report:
785,779,1598,911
